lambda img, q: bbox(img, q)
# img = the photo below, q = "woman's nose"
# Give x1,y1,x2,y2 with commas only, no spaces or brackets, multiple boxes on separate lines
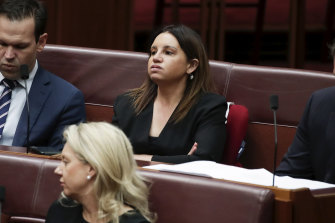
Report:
54,165,62,175
153,52,162,62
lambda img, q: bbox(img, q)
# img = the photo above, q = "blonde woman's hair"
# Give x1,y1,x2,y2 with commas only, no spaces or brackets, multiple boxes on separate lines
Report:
62,122,155,223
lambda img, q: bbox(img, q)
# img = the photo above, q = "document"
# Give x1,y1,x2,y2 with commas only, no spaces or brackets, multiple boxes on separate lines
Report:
143,161,335,190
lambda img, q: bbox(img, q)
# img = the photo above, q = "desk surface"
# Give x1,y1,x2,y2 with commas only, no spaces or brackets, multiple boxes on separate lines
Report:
0,145,166,166
0,145,61,160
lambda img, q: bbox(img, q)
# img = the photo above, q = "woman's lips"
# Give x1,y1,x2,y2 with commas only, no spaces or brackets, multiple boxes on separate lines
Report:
150,65,162,72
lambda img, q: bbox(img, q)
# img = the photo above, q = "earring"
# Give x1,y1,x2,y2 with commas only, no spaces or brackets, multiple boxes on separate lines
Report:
189,74,194,80
86,175,91,180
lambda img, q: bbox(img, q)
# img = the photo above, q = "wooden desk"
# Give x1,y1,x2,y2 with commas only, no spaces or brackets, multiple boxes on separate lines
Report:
0,145,26,153
0,145,61,160
0,145,161,165
269,186,335,223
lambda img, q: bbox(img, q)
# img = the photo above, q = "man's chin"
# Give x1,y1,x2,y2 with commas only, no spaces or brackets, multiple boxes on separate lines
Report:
0,71,20,80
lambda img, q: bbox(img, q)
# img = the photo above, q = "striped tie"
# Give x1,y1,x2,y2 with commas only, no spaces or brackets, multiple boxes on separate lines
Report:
0,78,17,138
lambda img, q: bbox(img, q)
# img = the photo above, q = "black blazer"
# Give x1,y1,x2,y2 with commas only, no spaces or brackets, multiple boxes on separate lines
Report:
112,93,227,164
276,86,335,183
46,201,149,223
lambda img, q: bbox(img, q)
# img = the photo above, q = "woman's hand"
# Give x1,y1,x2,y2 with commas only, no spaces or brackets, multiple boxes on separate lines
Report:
134,154,153,161
188,142,198,155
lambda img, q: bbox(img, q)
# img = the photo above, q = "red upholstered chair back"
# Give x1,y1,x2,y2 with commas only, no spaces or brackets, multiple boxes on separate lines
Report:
0,153,61,223
221,104,249,166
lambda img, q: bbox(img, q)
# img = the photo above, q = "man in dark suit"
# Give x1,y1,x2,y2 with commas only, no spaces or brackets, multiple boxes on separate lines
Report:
276,42,335,184
0,0,85,151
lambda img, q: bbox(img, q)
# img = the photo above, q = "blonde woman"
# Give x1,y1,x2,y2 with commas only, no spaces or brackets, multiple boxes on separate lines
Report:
46,122,155,223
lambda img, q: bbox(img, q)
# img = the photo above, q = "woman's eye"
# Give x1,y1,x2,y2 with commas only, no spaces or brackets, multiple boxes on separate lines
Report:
62,159,68,165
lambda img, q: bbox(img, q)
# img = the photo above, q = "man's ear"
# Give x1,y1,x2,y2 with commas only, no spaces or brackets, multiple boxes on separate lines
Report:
186,59,199,74
36,33,48,53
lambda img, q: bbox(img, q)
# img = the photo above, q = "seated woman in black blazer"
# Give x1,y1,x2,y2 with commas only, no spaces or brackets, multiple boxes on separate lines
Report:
112,24,227,164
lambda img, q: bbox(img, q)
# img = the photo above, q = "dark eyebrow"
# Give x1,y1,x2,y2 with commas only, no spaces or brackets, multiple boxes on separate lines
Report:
164,45,177,50
151,45,178,51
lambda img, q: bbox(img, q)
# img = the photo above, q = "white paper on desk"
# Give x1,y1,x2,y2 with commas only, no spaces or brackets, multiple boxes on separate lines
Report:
143,161,274,186
143,161,335,190
274,176,335,190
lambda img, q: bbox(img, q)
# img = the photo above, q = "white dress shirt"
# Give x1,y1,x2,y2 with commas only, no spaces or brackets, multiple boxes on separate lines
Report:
0,61,37,145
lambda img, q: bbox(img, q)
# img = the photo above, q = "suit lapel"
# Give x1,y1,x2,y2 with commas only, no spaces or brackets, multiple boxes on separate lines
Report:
13,67,51,146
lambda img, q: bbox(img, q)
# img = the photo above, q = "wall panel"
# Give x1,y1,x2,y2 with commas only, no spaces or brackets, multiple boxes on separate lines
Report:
42,0,134,50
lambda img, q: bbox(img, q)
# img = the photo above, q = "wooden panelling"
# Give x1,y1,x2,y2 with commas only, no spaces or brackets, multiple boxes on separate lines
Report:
42,0,134,50
240,122,297,171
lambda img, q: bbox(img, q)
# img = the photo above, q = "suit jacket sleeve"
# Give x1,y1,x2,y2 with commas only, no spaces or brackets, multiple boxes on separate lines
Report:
47,89,86,149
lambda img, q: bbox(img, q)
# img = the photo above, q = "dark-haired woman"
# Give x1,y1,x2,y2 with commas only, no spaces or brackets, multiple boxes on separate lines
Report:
112,25,227,164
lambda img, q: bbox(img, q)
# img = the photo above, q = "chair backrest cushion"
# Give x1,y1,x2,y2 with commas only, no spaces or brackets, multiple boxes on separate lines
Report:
0,153,61,221
221,104,249,165
139,169,274,223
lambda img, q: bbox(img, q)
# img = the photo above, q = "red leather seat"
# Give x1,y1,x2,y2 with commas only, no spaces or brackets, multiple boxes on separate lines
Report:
221,104,249,166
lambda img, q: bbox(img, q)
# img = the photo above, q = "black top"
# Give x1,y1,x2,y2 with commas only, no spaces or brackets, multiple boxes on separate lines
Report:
276,86,335,183
112,92,227,164
45,201,150,223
